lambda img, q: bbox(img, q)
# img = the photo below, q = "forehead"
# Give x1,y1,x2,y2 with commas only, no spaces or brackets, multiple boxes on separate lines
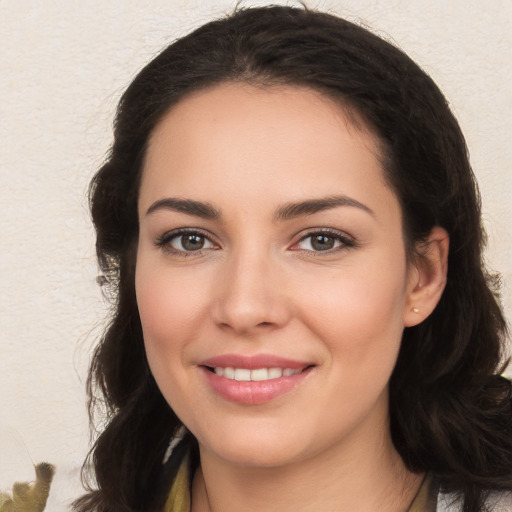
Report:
140,83,398,222
146,82,380,162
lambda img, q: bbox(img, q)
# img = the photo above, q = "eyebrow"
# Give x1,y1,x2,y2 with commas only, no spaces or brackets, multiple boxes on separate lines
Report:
274,195,375,221
145,194,374,221
146,198,221,219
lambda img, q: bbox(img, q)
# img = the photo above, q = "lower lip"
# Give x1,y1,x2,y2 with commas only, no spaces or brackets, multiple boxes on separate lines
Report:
201,367,312,405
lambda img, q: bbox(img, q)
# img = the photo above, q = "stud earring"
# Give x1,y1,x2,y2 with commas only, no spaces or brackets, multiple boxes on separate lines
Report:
412,307,420,313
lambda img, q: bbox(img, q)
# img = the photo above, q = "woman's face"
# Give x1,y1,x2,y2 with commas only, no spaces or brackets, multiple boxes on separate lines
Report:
136,83,420,468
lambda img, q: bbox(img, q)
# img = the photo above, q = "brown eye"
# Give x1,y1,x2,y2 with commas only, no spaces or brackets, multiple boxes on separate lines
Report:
163,231,215,252
310,234,335,251
295,230,355,253
180,234,205,251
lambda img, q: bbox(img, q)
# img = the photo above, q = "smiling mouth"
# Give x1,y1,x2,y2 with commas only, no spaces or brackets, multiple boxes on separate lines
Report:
205,366,312,381
201,362,314,404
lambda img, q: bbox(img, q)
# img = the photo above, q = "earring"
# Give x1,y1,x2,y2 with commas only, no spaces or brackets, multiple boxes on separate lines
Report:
412,307,420,313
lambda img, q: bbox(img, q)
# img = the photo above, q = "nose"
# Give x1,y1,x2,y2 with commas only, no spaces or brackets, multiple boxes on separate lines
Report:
211,248,291,335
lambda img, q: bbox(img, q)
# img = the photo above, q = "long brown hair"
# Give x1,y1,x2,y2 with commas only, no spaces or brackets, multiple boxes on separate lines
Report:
75,6,511,512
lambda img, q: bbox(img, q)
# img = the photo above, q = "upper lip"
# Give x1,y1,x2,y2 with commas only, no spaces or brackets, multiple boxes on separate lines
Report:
199,354,313,370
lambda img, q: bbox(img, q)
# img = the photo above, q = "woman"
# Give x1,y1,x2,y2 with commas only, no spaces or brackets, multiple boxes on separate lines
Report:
75,6,512,512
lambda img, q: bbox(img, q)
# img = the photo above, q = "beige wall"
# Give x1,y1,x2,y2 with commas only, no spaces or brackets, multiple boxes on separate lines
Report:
0,1,510,509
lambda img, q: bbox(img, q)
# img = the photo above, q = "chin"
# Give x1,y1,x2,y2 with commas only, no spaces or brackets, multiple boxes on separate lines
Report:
213,443,304,469
195,423,310,469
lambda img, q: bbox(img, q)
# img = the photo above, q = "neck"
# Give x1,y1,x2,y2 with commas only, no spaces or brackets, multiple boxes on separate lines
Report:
191,418,423,512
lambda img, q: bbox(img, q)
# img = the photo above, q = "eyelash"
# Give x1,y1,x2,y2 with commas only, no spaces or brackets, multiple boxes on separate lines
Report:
154,228,218,256
292,228,357,254
154,227,357,256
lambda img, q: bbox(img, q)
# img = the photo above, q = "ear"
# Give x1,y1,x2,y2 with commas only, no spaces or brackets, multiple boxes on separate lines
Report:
403,226,449,327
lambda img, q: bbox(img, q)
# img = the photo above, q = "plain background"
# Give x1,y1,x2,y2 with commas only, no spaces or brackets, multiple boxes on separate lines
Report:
0,0,510,509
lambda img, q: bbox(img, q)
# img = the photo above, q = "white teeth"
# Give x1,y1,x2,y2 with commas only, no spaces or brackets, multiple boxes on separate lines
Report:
223,367,235,379
213,367,302,381
234,368,251,381
268,368,283,379
251,368,269,381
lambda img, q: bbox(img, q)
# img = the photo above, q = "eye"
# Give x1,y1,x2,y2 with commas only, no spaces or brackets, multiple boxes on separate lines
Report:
155,229,216,254
293,229,356,253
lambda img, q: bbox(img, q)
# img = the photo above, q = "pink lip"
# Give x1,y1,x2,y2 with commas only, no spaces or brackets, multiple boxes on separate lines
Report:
200,354,310,370
198,354,314,405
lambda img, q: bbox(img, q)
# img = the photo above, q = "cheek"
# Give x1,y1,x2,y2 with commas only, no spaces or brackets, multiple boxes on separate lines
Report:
295,255,408,375
302,263,406,333
135,264,209,417
135,264,199,404
298,263,407,425
136,261,209,349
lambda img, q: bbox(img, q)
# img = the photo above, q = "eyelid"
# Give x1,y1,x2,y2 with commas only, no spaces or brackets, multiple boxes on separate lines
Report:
153,226,356,256
290,227,357,252
154,227,219,254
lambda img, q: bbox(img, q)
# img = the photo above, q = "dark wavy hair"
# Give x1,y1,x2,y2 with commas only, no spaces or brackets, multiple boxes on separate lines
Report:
74,6,512,512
